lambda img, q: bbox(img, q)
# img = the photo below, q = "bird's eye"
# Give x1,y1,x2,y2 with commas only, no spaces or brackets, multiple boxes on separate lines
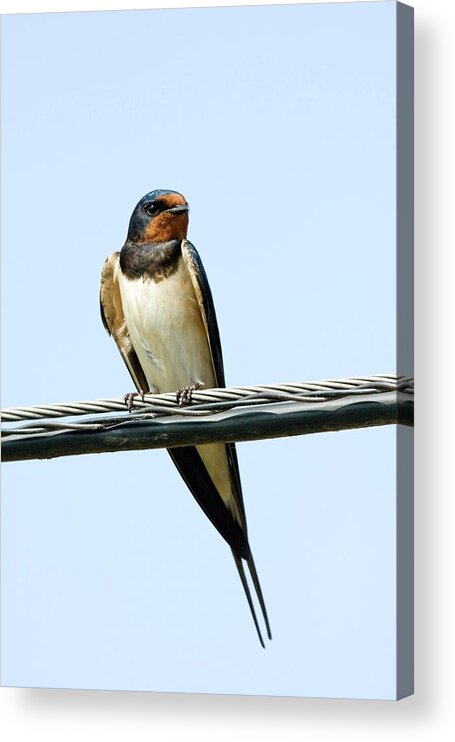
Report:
145,202,159,216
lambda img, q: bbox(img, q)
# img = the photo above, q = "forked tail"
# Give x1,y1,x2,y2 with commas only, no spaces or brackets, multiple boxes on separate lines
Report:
232,551,272,648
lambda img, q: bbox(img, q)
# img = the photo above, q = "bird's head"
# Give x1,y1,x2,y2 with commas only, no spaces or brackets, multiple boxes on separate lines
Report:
127,189,189,243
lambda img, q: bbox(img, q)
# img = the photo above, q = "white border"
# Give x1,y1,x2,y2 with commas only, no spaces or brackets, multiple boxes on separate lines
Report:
1,0,454,740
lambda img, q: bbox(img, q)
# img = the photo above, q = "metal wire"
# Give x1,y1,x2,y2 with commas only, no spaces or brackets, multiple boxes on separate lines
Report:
1,375,413,439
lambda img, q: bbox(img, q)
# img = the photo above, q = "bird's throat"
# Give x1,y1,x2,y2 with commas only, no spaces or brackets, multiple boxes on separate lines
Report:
119,239,181,282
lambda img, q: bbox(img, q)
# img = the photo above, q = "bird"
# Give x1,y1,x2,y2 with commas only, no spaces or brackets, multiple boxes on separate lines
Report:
100,189,271,647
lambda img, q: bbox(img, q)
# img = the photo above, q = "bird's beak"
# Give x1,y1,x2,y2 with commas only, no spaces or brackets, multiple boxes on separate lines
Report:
168,204,189,214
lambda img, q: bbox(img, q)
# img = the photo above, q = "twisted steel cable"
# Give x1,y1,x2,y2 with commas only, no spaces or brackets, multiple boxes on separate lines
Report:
2,374,413,436
1,375,413,463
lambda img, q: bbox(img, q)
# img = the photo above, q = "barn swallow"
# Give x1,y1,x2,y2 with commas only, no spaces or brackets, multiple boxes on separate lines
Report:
100,189,271,646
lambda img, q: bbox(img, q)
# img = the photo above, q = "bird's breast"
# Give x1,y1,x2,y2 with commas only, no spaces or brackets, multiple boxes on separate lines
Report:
118,256,215,393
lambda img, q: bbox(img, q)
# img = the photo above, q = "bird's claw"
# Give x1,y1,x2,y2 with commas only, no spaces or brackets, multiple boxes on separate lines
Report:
124,391,145,412
176,381,204,407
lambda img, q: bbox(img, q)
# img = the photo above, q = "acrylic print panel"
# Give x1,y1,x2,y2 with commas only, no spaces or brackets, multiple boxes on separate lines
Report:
1,2,413,699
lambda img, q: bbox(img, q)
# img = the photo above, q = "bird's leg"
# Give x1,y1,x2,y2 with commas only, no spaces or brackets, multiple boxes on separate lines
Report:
176,381,204,407
123,391,145,413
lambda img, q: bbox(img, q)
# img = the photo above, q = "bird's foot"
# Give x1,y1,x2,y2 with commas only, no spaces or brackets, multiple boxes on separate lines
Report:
123,391,145,413
176,381,204,407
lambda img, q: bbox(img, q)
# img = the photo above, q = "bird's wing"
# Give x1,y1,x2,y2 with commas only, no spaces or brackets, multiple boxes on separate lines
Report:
100,252,150,394
180,239,271,645
180,238,247,522
181,238,226,386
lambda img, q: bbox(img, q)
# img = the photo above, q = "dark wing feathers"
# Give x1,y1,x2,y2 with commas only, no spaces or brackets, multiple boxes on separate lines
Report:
181,239,225,386
181,239,271,644
181,240,247,528
167,446,250,559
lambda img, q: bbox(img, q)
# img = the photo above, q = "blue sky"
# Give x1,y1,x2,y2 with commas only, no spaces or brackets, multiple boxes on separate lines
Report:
1,2,399,698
